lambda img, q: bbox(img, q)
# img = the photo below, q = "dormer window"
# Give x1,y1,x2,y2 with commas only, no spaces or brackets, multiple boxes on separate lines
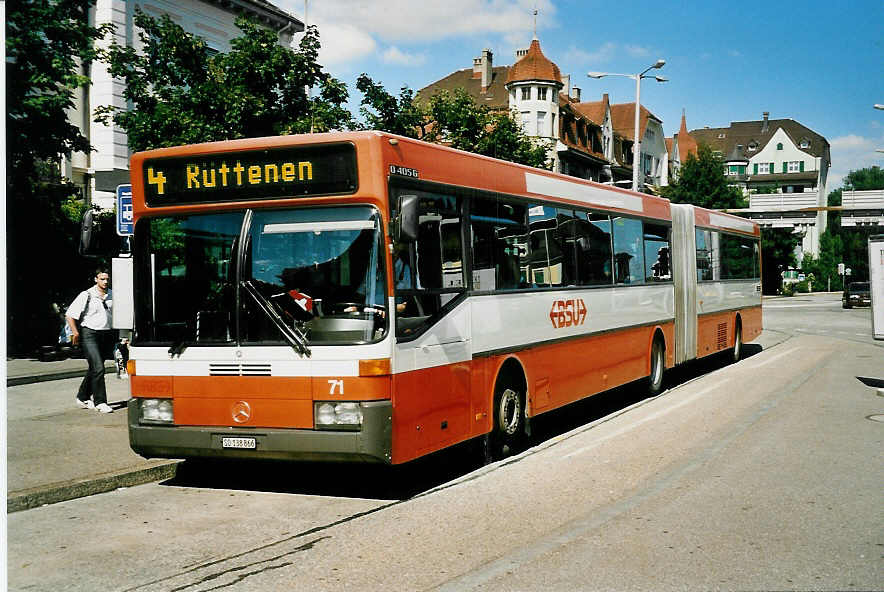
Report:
717,133,726,139
800,139,810,149
748,142,758,151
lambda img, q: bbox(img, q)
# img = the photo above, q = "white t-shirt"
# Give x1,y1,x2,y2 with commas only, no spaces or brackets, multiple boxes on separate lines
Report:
66,287,113,331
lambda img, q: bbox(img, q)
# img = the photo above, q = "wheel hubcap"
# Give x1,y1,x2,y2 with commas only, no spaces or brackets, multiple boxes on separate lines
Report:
499,388,521,435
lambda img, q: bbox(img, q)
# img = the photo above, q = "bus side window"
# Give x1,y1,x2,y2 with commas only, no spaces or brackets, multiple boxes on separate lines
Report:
577,212,613,285
643,222,671,282
612,216,644,285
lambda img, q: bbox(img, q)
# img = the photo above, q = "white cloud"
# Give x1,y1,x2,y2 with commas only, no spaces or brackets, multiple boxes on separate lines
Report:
281,0,557,66
382,46,427,66
625,44,651,58
312,22,377,67
566,42,617,64
827,133,884,190
566,42,654,66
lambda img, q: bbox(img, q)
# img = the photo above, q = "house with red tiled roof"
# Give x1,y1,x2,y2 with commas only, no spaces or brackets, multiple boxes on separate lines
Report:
667,111,699,182
609,102,669,188
417,37,660,189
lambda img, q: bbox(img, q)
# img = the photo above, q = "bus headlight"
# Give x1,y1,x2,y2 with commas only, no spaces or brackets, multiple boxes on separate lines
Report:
314,402,362,430
141,398,174,424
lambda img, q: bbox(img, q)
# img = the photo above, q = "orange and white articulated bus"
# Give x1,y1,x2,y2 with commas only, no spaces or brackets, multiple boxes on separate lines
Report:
120,131,761,464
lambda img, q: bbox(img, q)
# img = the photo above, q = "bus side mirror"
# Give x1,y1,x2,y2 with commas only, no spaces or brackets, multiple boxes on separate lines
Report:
396,194,419,243
79,209,95,256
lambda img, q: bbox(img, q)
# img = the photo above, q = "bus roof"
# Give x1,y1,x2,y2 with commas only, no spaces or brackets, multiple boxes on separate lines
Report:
129,131,759,237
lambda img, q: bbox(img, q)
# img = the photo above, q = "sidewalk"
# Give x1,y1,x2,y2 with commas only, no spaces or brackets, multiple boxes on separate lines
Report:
6,358,180,512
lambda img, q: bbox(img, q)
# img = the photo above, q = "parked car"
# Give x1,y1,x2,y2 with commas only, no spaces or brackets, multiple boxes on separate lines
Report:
842,281,871,308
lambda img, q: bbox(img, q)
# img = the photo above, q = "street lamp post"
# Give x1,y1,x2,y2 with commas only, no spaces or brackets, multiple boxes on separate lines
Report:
588,59,667,192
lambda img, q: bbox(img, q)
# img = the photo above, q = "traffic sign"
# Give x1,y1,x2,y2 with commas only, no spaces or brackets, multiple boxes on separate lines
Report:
116,184,133,236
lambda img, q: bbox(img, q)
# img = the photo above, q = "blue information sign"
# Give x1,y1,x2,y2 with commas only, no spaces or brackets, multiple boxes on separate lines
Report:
116,184,133,236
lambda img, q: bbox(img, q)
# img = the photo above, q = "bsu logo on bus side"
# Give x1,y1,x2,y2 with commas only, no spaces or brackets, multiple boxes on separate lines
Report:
549,298,587,329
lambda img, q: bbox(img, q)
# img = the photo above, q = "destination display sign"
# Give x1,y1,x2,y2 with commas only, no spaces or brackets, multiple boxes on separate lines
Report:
142,143,357,206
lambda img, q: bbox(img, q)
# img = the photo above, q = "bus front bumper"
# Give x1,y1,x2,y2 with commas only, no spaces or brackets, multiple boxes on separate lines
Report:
127,399,393,464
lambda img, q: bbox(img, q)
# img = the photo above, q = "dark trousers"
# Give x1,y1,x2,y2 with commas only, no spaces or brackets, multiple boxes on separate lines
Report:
76,327,115,406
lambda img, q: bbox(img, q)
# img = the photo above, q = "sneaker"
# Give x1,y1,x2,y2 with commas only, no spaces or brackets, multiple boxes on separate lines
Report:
76,399,94,409
95,403,113,414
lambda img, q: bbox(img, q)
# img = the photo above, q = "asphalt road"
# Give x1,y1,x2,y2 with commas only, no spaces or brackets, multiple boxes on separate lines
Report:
8,293,883,591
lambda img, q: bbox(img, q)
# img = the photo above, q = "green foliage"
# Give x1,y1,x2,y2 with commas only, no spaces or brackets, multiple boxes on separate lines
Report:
96,11,353,152
800,229,844,292
6,0,110,177
820,167,884,285
422,88,548,168
356,75,425,138
761,227,800,295
843,165,884,191
662,144,745,209
6,1,114,354
356,79,548,168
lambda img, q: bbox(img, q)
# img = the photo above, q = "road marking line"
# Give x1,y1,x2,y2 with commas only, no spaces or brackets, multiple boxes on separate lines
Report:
742,346,801,370
561,379,730,460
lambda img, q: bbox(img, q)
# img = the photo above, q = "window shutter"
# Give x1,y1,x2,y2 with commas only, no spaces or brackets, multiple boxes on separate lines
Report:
754,163,758,175
800,161,804,172
782,162,787,173
770,162,774,174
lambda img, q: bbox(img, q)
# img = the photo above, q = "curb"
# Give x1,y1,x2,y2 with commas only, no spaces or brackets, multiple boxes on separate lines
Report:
7,362,118,387
7,461,181,513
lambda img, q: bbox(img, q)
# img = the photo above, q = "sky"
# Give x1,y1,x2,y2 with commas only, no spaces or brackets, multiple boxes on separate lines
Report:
275,0,884,191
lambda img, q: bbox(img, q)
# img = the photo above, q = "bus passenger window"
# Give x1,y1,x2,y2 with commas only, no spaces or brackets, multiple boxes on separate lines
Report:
528,204,562,287
612,217,644,284
470,197,527,291
695,229,714,281
555,209,578,286
576,213,613,285
643,223,671,282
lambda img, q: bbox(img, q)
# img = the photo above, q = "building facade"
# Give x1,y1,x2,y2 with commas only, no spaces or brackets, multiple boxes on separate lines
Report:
691,113,831,256
65,0,302,210
417,38,667,191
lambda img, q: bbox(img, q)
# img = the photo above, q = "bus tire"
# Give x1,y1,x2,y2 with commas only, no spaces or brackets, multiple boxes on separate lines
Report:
491,382,525,459
648,337,665,396
732,320,743,363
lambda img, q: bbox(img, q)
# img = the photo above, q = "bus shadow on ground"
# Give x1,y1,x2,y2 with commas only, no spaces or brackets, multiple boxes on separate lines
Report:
162,344,762,501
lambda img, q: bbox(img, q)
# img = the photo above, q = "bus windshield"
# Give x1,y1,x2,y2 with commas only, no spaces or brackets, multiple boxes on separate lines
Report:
134,206,388,348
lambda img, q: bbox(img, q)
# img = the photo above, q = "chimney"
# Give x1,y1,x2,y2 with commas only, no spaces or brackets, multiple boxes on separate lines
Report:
762,111,770,133
571,86,581,102
560,74,570,98
515,47,528,59
481,48,492,90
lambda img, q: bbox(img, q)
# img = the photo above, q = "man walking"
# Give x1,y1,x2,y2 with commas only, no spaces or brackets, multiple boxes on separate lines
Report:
66,269,115,413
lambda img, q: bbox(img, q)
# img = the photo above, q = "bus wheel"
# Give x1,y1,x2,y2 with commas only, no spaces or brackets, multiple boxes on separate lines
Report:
732,322,743,363
648,338,665,396
491,384,524,459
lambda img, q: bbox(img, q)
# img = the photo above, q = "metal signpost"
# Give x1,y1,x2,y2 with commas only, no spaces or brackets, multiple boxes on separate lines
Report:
869,235,884,340
116,184,133,237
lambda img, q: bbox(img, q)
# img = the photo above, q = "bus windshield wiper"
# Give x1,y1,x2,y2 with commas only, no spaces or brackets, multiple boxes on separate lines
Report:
240,280,311,358
168,340,188,357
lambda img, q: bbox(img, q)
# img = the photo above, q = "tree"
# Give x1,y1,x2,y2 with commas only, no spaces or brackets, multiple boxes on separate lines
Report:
96,10,353,152
357,79,548,169
761,228,800,295
355,75,426,138
662,144,745,209
424,88,548,168
843,165,884,191
6,1,112,354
